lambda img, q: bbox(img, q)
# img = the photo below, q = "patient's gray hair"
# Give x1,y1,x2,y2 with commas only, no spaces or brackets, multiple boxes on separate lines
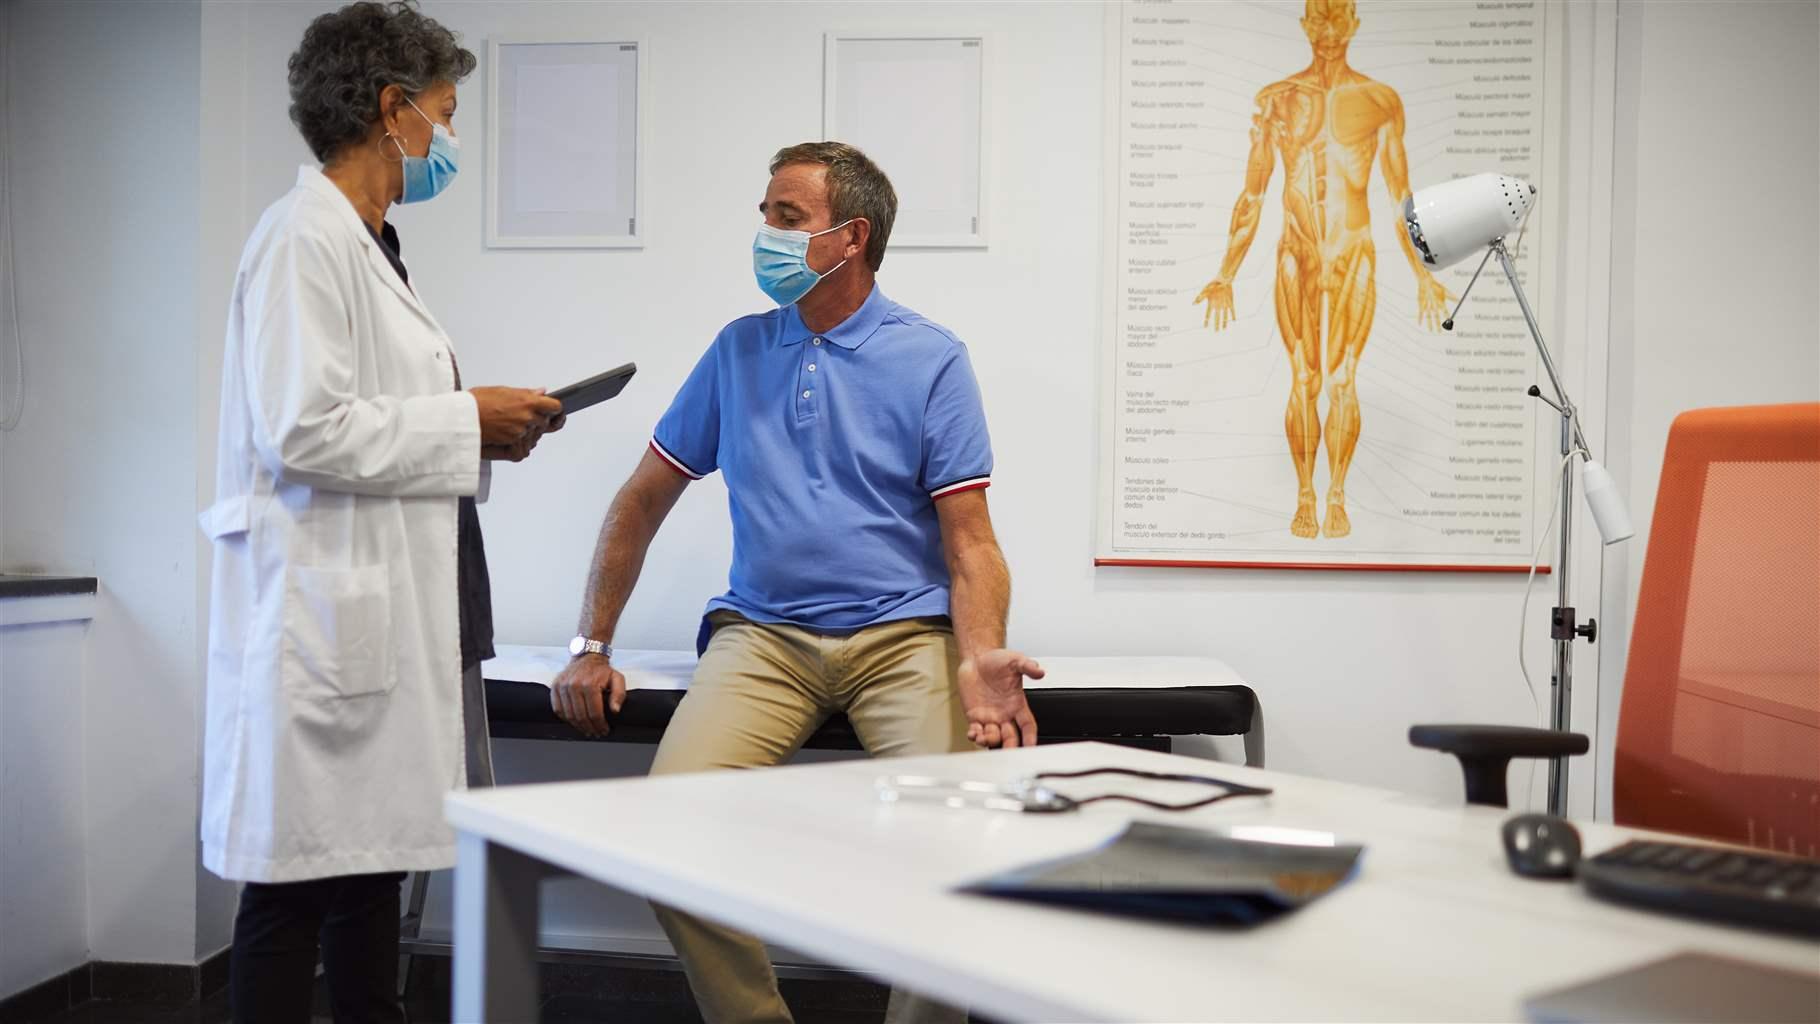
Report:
769,142,898,272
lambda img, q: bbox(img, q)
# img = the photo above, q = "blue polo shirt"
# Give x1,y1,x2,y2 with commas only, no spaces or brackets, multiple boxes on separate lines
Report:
651,285,993,653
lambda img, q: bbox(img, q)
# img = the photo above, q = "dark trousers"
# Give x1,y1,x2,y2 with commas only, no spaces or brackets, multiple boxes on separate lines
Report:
229,871,407,1024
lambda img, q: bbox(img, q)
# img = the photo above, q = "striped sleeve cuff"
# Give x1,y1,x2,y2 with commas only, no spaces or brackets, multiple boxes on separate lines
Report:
649,438,706,480
930,475,991,500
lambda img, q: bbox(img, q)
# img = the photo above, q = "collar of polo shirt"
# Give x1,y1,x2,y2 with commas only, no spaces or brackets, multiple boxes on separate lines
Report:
778,284,894,350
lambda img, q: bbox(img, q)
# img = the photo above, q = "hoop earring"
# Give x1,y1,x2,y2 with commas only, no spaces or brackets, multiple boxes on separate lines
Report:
377,131,406,163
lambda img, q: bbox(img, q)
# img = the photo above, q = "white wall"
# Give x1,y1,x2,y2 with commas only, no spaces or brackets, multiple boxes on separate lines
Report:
0,0,227,979
1595,0,1820,807
0,613,91,997
193,0,245,965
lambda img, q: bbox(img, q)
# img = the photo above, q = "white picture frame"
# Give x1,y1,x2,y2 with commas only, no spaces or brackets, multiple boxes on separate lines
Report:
485,37,646,249
822,33,988,249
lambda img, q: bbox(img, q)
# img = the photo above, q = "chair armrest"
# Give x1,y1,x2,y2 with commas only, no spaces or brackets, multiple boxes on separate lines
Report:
1409,724,1590,807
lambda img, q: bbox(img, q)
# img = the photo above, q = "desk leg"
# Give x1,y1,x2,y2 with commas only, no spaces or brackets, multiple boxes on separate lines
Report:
453,831,546,1022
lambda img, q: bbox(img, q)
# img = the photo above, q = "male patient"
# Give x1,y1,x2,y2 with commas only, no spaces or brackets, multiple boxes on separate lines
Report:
550,142,1041,1024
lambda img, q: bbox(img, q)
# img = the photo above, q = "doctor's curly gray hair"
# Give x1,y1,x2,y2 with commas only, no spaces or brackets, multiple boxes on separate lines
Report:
287,1,477,162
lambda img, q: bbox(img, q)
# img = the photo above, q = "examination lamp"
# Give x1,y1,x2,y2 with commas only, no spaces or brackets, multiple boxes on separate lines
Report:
1404,172,1634,816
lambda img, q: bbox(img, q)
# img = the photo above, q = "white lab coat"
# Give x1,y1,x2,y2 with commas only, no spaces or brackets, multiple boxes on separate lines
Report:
200,165,485,883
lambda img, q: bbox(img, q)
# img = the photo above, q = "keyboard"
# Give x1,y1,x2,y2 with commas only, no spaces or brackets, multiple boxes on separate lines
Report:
1579,839,1820,937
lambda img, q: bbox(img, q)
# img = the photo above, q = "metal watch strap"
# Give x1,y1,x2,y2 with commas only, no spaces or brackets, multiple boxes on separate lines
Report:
569,636,613,660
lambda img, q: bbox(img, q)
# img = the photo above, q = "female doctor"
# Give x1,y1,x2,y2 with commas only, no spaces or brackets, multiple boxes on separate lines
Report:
199,4,557,1020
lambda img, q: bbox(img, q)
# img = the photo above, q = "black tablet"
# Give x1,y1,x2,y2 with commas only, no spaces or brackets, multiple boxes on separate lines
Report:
960,821,1363,926
550,363,637,415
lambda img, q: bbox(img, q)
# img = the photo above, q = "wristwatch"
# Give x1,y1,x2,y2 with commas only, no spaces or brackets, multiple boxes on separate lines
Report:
568,636,613,660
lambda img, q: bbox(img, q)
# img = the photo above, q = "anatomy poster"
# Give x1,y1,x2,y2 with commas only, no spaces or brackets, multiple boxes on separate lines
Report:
1098,0,1560,570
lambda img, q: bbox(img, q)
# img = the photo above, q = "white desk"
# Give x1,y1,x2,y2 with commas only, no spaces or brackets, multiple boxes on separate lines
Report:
445,742,1819,1022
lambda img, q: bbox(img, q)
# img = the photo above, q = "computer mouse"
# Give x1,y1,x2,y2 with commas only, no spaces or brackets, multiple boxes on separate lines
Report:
1502,812,1582,879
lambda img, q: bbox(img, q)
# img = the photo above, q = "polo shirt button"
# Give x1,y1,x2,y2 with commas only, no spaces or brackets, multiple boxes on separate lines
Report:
802,390,812,399
807,364,817,372
812,338,823,346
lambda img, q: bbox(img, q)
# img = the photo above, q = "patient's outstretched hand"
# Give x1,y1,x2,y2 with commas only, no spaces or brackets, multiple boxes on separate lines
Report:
958,650,1043,749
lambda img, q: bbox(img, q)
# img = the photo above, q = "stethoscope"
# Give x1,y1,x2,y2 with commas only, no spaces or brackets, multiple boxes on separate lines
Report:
878,767,1274,814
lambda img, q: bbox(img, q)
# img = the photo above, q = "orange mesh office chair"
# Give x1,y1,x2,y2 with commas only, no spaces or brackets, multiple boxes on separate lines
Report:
1611,403,1819,855
1415,403,1820,856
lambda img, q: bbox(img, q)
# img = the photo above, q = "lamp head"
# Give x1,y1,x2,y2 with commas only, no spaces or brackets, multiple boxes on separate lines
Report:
1403,173,1537,270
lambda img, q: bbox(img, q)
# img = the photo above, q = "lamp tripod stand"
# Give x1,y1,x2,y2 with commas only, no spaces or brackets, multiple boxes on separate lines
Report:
1450,238,1595,816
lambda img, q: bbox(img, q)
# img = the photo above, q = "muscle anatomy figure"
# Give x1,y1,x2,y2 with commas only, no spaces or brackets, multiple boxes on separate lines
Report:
1194,0,1450,539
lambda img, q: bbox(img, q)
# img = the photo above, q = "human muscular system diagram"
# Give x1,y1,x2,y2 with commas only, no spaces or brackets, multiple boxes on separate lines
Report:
1193,0,1452,540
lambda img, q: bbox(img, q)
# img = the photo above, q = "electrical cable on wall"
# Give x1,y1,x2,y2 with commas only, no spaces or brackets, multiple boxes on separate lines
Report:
1517,448,1588,808
1509,201,1560,810
0,0,23,433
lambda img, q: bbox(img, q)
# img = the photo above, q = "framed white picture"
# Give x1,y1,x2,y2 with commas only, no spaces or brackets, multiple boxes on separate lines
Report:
486,38,645,249
822,33,987,249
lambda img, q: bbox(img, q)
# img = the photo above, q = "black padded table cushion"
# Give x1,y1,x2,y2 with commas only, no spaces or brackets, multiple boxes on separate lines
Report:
484,677,1256,749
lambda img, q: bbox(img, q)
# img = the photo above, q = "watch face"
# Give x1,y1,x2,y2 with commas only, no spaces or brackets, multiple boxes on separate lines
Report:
569,636,587,656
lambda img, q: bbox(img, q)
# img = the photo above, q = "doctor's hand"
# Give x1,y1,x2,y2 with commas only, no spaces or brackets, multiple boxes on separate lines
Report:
482,437,540,462
482,413,566,462
471,387,562,447
958,650,1044,749
550,653,626,738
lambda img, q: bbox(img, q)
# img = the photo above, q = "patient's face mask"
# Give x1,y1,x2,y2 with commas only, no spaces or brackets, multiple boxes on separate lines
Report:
752,220,853,307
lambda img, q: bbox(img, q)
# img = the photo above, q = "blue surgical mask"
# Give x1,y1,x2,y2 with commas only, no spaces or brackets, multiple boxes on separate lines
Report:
393,96,459,204
752,220,853,306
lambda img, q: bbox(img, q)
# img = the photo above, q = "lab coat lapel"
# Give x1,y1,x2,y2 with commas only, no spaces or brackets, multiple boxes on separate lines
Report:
296,165,447,337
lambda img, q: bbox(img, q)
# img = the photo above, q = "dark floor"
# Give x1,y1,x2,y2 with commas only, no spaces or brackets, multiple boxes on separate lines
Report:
30,959,892,1024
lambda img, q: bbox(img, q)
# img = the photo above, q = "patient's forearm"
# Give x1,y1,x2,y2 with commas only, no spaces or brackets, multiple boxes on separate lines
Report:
949,544,1011,663
577,458,686,643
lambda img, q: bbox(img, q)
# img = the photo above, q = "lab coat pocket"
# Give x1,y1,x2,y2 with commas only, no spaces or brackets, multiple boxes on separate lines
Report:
282,563,397,700
199,495,251,542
